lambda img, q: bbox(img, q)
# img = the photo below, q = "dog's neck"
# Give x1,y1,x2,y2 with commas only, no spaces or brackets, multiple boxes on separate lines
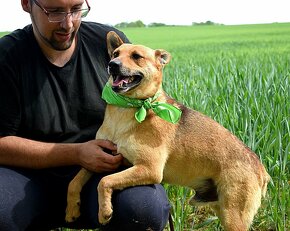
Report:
102,83,182,124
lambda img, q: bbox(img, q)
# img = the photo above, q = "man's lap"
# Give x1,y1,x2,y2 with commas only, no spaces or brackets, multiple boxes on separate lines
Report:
0,166,170,231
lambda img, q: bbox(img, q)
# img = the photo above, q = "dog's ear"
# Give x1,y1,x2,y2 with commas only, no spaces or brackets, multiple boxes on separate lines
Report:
155,49,171,66
107,31,124,57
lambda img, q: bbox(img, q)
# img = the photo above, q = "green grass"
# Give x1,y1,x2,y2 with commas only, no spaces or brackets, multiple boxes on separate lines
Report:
3,23,289,230
0,31,9,38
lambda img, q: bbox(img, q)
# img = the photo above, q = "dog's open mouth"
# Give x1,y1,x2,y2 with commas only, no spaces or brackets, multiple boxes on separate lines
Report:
111,74,142,93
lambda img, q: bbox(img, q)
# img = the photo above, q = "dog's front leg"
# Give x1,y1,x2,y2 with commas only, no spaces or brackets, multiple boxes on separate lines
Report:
97,164,163,224
65,168,93,222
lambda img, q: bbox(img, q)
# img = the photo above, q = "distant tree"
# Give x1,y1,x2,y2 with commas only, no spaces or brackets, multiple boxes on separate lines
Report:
192,21,220,26
148,22,167,27
128,20,145,27
115,20,145,28
205,20,215,25
115,22,129,28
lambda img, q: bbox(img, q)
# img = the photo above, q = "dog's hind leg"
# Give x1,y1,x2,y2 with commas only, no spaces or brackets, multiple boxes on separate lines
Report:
216,181,263,231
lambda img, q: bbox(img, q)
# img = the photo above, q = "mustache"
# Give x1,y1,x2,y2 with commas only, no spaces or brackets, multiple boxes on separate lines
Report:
54,28,75,34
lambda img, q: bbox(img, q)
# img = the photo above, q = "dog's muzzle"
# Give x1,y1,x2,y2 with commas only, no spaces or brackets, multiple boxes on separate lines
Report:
108,59,143,93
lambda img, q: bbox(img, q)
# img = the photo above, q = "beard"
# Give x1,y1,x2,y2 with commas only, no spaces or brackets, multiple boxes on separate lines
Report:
47,29,77,51
31,14,78,51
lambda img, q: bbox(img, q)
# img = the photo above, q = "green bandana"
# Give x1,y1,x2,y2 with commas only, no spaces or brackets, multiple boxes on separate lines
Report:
102,83,182,124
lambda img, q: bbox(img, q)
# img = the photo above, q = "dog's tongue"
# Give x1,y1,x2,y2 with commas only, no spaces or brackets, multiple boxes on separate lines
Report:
112,76,129,87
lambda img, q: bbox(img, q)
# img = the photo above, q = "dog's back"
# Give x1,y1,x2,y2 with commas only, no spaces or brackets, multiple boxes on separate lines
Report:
151,94,270,189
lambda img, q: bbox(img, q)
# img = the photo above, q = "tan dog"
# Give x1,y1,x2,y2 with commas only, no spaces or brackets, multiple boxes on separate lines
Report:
66,31,270,231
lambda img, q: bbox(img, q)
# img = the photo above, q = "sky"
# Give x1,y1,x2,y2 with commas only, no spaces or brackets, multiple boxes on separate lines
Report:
1,0,289,31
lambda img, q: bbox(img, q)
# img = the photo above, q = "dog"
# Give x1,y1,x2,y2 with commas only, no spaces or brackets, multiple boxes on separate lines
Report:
65,31,270,231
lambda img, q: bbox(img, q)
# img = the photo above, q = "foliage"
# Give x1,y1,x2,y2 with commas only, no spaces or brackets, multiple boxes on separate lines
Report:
192,20,222,26
114,20,222,28
114,20,145,28
148,22,168,27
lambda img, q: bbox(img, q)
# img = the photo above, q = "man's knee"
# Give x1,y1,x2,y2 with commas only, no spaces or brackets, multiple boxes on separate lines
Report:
0,167,35,231
103,184,170,231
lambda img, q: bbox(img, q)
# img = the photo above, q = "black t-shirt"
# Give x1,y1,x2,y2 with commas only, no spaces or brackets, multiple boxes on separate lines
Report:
0,21,129,143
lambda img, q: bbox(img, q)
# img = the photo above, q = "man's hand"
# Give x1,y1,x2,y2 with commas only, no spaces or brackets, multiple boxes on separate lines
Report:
76,139,123,173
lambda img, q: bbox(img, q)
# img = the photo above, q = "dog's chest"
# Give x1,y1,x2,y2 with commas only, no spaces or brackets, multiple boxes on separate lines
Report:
97,126,138,164
96,107,138,163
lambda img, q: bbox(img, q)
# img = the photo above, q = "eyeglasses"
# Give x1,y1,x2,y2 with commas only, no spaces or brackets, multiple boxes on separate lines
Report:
32,0,91,23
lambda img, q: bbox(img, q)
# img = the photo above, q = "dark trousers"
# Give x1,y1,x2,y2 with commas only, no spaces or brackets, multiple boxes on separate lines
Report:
0,166,170,231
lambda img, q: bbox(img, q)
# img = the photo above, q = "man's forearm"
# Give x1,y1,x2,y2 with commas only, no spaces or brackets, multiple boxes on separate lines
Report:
0,136,79,169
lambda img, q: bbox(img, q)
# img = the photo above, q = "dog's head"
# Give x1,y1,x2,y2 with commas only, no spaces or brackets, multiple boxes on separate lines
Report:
106,31,171,99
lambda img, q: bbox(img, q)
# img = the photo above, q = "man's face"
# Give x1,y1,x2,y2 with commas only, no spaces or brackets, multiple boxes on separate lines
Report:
30,0,85,51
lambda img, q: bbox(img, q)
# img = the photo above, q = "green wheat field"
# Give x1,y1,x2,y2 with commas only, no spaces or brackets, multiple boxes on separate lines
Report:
1,22,289,230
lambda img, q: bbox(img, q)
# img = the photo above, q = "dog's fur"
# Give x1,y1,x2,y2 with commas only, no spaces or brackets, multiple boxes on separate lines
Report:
65,31,270,231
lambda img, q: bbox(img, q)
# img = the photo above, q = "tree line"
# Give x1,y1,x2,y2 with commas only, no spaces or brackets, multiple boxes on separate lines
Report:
114,20,222,28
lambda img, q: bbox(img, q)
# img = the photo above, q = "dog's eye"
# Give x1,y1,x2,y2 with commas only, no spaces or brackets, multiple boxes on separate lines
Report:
132,52,143,60
112,51,119,58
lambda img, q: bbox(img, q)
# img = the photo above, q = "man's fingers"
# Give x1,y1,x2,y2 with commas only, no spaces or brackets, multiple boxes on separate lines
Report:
102,152,123,164
94,154,123,172
96,139,117,151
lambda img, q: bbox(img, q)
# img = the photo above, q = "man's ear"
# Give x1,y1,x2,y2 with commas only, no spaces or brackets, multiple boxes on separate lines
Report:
106,31,124,57
155,49,171,66
21,0,31,13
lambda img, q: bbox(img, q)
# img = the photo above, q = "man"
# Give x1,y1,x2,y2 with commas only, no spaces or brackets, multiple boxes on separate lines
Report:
0,0,170,230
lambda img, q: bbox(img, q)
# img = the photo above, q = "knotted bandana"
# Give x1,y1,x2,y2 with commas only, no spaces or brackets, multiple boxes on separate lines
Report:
102,83,182,124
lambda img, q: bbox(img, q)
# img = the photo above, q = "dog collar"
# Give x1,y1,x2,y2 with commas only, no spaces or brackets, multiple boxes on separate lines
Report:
102,83,182,124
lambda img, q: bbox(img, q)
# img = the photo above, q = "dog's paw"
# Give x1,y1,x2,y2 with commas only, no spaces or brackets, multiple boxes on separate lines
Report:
65,201,81,223
98,207,113,225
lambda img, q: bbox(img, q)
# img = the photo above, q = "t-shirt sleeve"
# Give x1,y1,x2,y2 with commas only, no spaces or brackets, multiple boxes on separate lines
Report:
0,37,21,136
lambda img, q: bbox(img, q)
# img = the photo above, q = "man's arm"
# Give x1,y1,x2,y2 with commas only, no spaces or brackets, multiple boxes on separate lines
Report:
0,136,123,172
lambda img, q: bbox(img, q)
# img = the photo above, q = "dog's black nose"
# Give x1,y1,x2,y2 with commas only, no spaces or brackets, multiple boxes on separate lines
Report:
108,59,122,73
